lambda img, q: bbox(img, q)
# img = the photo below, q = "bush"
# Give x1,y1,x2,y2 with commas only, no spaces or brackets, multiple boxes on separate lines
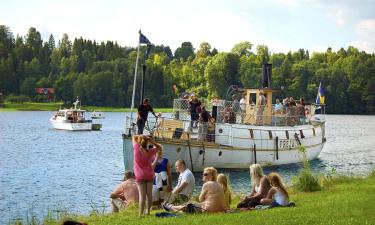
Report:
294,168,321,192
33,95,49,102
292,145,321,192
5,94,31,103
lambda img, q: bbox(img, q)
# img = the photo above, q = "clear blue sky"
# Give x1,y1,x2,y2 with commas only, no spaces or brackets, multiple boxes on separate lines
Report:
1,0,374,53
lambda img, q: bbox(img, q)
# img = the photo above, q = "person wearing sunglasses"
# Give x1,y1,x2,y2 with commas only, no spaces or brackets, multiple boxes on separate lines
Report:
163,167,225,213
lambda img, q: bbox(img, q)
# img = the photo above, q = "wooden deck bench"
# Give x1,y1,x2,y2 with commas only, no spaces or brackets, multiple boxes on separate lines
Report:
154,119,188,140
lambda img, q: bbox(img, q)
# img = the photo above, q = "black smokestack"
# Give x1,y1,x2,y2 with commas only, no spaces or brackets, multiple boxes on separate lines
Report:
262,63,272,88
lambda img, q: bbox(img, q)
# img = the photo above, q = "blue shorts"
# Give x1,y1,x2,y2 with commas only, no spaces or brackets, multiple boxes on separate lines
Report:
272,200,281,207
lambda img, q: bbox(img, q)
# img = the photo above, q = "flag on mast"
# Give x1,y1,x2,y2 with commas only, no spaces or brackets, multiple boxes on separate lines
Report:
139,32,151,45
315,82,325,105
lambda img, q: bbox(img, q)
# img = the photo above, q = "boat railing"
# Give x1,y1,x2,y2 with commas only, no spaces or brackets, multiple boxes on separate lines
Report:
172,99,320,126
123,115,322,148
124,115,231,143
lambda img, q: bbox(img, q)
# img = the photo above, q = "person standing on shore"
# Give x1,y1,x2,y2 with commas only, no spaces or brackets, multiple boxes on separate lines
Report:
132,135,162,216
137,98,157,134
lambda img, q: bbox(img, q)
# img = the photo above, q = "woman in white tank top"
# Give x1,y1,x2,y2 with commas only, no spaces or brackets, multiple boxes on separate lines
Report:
260,172,289,207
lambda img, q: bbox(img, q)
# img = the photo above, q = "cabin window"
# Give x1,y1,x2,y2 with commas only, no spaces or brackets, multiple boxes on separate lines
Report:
312,128,316,136
285,131,289,139
268,130,273,139
249,129,254,139
249,93,256,106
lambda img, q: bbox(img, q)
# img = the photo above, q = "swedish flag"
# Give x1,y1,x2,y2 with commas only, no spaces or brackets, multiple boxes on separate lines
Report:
315,82,325,105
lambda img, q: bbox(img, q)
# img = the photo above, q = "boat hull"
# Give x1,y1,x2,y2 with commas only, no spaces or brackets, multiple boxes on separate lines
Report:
50,119,93,131
122,133,325,172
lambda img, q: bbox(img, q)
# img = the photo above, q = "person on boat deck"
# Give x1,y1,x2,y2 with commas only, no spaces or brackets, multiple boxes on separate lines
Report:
260,172,289,207
289,97,297,106
232,95,240,112
273,98,283,114
207,116,216,142
223,104,235,124
152,148,172,206
297,98,306,117
188,96,201,128
163,167,225,213
239,93,247,123
237,164,271,209
164,160,195,205
256,91,266,125
198,106,210,141
137,98,157,134
132,135,162,216
110,171,139,213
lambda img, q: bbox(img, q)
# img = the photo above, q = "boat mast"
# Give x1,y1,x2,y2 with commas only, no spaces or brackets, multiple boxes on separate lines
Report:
129,31,142,126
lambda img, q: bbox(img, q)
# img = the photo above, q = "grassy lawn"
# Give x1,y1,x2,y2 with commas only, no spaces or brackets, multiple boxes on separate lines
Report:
0,102,173,112
32,173,375,225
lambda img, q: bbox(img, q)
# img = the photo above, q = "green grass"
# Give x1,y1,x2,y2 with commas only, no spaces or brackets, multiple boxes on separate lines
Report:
0,102,173,112
17,172,375,225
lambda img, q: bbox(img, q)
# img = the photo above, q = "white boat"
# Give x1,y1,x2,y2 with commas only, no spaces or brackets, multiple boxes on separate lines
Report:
50,97,102,131
91,111,105,119
122,87,326,172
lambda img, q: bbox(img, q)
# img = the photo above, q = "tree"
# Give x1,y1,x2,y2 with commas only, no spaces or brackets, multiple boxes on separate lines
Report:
256,45,270,64
25,27,42,61
0,25,14,59
58,33,71,58
174,42,195,60
231,41,253,57
196,42,211,58
205,53,239,98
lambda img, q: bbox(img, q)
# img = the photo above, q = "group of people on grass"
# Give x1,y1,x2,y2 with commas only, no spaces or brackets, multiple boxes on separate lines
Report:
110,134,290,216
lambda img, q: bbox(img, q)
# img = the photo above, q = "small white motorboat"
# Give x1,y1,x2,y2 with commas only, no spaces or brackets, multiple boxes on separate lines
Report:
50,97,102,131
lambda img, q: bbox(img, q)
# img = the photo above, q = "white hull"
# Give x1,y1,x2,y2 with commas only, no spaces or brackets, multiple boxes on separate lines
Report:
122,123,326,172
50,119,92,131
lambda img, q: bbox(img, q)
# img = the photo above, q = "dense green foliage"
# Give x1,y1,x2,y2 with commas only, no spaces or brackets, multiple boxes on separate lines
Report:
1,25,375,113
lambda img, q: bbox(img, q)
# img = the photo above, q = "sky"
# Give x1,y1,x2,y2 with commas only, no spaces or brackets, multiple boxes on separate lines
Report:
1,0,375,54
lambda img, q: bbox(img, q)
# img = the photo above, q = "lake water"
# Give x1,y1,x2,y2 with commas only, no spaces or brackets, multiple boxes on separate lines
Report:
0,112,374,224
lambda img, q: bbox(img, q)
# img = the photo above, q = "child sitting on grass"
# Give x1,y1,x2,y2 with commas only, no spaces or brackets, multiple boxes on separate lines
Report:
260,172,289,207
217,173,232,210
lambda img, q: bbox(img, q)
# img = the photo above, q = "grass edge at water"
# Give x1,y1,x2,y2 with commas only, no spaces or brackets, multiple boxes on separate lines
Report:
9,170,375,225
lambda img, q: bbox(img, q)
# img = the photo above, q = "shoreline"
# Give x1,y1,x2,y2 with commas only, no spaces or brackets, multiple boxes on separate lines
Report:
0,102,173,112
8,171,375,225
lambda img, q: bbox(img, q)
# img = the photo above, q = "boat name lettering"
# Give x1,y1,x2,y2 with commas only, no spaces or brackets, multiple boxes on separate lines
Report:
278,139,297,149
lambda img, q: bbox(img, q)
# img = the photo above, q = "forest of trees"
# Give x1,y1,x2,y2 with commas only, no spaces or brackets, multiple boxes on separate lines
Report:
1,25,375,114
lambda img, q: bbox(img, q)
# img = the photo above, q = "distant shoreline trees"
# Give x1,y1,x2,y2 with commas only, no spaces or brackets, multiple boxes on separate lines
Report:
1,25,374,114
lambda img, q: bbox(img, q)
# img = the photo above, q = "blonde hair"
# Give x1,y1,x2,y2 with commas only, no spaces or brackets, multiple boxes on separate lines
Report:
268,172,289,198
204,167,218,181
217,173,230,192
139,136,149,149
250,164,264,186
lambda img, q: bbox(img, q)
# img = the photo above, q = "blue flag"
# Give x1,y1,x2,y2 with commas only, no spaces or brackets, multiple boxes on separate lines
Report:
315,82,325,105
139,32,151,44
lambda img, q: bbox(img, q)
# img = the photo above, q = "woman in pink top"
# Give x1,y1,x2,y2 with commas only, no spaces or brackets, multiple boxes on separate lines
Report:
132,135,162,216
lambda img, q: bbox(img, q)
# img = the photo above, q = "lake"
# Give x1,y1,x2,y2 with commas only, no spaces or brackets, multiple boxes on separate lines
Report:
0,112,374,224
